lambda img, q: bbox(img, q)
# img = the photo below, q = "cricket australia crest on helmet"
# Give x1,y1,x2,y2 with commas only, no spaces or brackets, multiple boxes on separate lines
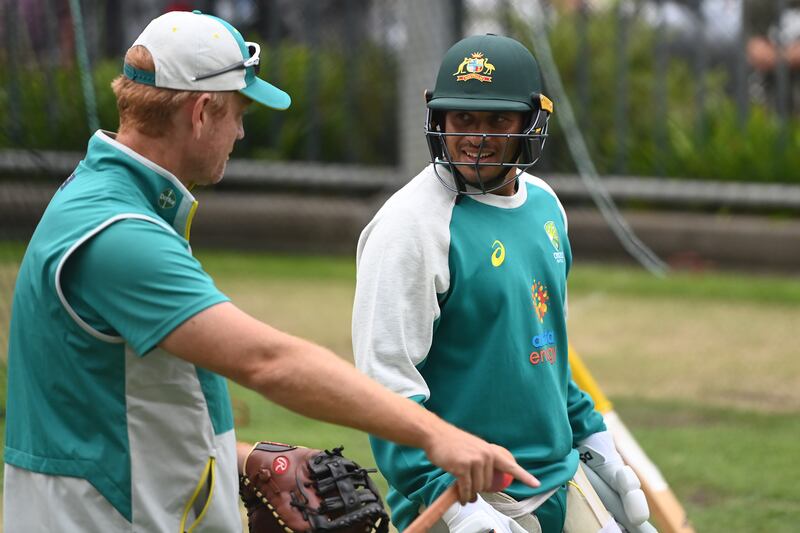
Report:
428,33,546,112
454,52,496,83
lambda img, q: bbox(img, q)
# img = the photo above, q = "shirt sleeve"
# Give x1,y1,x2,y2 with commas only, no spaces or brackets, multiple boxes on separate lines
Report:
352,207,449,400
60,218,230,356
352,205,453,508
566,364,606,445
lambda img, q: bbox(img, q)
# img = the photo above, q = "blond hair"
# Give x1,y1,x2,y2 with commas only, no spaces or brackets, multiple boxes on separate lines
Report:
110,46,228,137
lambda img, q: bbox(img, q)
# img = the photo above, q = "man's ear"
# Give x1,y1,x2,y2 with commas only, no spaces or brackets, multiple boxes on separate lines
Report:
190,93,214,140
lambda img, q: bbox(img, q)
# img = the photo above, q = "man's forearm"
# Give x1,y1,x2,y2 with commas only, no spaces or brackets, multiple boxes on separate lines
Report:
161,302,538,501
243,334,442,449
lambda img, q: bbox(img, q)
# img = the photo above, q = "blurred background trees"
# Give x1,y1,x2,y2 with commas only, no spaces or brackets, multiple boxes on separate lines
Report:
2,0,800,182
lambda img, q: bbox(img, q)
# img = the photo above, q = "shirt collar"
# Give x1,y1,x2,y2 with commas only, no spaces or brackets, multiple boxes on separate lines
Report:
88,131,199,240
430,163,529,209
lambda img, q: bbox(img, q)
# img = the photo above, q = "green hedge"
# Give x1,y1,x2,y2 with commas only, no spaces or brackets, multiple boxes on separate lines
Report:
0,41,399,165
2,22,800,182
522,9,800,183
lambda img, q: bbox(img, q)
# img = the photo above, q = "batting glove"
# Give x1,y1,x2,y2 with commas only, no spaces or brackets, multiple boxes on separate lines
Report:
577,431,653,531
442,494,528,533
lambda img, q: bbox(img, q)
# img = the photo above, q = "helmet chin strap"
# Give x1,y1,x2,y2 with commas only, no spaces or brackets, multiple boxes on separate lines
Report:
452,144,524,195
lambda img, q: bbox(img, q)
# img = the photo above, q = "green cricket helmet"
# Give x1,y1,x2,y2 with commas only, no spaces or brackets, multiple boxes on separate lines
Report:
425,33,553,194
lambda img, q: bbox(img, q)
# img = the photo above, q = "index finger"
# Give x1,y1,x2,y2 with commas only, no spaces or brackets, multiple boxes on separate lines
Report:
499,460,540,489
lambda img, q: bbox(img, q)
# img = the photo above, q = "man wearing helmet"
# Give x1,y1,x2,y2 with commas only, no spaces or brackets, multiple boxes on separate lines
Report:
353,34,654,533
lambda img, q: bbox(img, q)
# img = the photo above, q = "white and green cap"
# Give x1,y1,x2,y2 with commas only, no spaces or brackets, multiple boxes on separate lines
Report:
124,10,290,110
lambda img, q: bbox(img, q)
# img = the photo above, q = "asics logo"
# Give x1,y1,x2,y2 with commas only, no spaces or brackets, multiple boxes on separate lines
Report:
491,240,505,267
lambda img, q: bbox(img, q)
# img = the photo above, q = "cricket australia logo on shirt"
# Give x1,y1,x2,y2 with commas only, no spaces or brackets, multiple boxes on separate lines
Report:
491,240,506,267
158,188,177,210
544,221,565,263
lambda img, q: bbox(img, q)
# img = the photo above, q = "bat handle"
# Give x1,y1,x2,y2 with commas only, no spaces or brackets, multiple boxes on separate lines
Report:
404,471,514,533
404,484,459,533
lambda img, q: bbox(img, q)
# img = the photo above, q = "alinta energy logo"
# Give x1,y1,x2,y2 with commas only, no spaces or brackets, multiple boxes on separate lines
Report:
528,280,557,365
530,324,557,366
530,343,557,366
529,280,556,365
531,279,549,323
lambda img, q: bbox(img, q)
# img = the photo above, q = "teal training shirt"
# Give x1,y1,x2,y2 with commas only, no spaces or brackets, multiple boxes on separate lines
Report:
352,165,605,530
4,131,240,531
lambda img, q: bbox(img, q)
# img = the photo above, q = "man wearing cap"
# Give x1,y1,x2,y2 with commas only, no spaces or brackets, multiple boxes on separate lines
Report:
352,34,654,533
2,13,539,532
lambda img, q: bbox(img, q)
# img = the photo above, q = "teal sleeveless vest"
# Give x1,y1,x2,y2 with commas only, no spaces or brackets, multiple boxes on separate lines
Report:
5,131,238,530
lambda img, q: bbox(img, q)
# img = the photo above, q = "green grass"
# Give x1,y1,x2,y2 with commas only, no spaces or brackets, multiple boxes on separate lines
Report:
197,249,357,281
2,248,800,531
0,242,25,260
568,263,800,305
196,248,800,304
614,398,800,533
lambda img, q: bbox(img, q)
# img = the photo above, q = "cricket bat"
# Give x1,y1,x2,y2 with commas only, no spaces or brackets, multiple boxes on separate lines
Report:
570,345,695,533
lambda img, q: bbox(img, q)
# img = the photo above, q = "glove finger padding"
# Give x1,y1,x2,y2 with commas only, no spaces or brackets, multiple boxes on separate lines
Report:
578,431,651,528
240,441,389,533
580,464,657,533
443,495,528,533
615,467,649,525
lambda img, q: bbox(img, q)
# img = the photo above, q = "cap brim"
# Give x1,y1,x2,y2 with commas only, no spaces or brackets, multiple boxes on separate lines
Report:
240,78,291,110
428,97,531,112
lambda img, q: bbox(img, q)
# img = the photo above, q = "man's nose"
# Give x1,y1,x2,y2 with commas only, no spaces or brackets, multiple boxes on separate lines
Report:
463,134,486,146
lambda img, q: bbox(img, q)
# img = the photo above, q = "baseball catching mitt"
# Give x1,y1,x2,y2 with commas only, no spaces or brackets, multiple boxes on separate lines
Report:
239,441,389,533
